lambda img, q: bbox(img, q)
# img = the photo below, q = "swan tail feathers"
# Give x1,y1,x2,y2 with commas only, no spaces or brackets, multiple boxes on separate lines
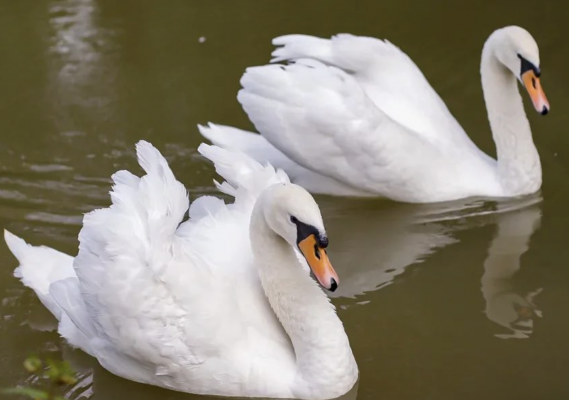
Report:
4,230,76,320
199,123,311,179
4,230,95,354
198,123,262,151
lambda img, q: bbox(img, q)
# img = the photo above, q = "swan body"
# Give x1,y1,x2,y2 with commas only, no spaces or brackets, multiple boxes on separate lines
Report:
200,26,549,203
5,142,357,399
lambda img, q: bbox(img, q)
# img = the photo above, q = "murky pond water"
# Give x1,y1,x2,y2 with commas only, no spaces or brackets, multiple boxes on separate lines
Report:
1,0,569,399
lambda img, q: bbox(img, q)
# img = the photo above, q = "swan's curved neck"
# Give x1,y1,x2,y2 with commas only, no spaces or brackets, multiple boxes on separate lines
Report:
249,200,357,398
481,36,541,195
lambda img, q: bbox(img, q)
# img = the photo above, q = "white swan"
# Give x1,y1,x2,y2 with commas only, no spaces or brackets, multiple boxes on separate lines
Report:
199,26,549,203
4,142,358,399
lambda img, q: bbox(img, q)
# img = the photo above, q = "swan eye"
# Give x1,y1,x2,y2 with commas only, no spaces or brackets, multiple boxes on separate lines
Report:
314,244,321,260
290,216,298,224
518,54,541,77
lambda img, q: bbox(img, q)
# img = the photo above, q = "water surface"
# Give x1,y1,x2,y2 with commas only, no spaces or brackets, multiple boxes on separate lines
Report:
1,1,569,399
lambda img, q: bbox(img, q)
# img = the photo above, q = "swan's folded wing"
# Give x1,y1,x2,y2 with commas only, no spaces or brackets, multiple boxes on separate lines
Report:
238,60,438,196
73,141,293,387
73,141,204,380
271,34,472,146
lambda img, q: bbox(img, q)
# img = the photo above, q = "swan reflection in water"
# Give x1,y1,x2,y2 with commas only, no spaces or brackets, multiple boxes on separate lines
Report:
481,205,543,339
319,197,457,300
319,194,543,302
322,194,544,340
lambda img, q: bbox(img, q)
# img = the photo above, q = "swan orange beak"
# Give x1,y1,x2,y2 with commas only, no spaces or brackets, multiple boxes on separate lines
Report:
522,70,549,115
298,234,339,292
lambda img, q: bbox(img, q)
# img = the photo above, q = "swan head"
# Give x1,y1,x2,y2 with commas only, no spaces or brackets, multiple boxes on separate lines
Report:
261,183,339,292
491,26,549,115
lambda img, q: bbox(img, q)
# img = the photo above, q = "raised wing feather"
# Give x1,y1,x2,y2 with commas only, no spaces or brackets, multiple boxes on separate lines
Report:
73,141,199,379
270,33,474,147
72,141,293,390
238,59,446,199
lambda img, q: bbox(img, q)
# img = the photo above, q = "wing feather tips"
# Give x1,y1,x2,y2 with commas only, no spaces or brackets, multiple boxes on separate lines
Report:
240,60,354,106
270,34,332,63
79,140,190,274
198,143,290,201
137,140,188,219
135,140,172,178
197,143,256,194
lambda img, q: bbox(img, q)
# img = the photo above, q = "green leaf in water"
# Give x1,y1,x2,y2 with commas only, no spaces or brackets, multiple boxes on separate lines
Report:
45,359,60,382
2,387,49,399
57,373,77,386
55,362,77,385
23,356,42,373
44,359,77,385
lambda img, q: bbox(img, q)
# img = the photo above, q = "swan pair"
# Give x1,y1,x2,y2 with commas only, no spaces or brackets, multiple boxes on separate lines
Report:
5,25,548,400
201,25,549,203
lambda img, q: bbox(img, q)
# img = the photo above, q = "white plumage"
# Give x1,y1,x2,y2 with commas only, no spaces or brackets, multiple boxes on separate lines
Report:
5,141,357,399
201,26,548,203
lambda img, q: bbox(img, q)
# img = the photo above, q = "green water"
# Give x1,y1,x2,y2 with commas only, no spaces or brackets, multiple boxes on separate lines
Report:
1,1,569,399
